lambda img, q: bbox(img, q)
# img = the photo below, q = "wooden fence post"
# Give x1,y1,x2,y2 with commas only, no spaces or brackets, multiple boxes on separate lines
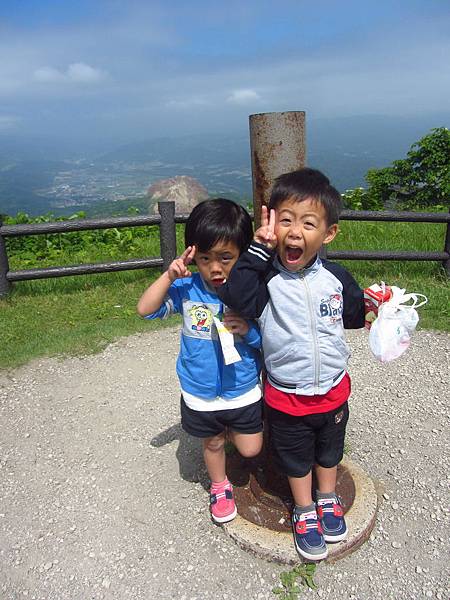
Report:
0,218,11,297
444,208,450,277
158,201,177,272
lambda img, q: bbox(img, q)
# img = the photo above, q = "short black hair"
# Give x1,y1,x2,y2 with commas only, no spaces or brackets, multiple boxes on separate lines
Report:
268,167,342,225
185,198,253,254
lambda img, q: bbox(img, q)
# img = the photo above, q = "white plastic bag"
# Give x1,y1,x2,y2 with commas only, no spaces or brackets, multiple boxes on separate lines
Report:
368,286,427,362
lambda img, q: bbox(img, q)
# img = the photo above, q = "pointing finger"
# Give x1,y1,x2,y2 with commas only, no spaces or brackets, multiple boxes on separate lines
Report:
188,245,196,262
180,246,194,265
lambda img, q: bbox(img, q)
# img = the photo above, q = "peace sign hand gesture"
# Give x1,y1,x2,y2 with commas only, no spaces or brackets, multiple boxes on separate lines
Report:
254,205,277,249
167,245,196,282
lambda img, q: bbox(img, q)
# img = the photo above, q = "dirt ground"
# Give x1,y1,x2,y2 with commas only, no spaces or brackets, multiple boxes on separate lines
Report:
0,327,449,600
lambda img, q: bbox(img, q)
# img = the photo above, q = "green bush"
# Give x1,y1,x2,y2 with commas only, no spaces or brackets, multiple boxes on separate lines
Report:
342,127,450,210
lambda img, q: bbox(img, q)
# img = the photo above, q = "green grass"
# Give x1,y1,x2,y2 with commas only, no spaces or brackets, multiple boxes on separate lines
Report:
0,269,182,369
0,220,448,369
0,224,186,369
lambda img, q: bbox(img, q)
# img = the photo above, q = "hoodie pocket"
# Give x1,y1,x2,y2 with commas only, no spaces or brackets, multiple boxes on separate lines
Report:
266,343,304,371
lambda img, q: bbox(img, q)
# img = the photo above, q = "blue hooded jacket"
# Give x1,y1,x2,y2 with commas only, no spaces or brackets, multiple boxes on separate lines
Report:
144,273,261,399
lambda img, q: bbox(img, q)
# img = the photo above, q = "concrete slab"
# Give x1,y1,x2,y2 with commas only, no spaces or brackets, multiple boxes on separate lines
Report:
223,455,378,565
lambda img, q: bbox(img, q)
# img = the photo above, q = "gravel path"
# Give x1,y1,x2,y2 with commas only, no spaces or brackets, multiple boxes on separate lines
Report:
0,327,449,600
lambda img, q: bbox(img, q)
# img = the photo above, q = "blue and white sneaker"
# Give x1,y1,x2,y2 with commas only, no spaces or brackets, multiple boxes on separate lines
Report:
316,496,348,542
291,508,328,561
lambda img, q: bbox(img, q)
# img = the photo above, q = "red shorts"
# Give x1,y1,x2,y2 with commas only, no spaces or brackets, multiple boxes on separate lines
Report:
264,372,351,417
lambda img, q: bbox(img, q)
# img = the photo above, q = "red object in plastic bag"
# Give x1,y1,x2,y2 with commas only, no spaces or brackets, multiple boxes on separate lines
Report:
363,284,392,330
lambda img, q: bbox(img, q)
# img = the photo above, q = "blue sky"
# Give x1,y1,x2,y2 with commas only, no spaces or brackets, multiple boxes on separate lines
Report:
1,0,449,146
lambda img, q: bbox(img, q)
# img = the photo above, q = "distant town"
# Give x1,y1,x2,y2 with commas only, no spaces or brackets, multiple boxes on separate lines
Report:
27,158,252,211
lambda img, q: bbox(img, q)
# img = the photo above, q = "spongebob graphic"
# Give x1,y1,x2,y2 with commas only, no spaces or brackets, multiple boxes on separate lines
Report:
188,304,214,332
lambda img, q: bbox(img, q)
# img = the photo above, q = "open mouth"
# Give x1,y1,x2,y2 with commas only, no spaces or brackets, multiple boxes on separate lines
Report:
211,278,225,287
285,247,303,263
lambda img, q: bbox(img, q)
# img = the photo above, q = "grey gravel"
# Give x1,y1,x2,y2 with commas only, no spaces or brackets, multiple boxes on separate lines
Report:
0,327,449,600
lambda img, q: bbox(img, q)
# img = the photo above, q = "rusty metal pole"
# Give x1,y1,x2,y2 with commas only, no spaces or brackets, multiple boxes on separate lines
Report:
226,111,308,525
249,110,307,505
249,111,306,227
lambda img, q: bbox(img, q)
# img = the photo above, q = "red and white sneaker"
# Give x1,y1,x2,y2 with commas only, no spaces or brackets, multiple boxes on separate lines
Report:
316,495,348,542
210,480,237,524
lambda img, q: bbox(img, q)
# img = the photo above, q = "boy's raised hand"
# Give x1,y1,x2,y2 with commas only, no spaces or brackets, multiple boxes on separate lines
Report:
223,311,249,336
254,205,277,249
168,246,196,282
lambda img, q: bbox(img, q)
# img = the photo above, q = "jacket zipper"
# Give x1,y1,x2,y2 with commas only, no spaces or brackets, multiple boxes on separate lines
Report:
300,273,320,393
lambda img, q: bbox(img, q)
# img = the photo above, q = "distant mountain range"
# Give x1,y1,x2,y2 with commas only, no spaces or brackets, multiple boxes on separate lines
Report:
0,113,448,216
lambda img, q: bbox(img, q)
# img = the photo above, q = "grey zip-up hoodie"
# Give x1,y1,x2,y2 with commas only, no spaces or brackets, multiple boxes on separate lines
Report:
218,242,365,396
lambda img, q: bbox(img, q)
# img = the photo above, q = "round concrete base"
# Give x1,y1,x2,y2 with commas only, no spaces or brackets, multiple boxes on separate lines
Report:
223,455,378,565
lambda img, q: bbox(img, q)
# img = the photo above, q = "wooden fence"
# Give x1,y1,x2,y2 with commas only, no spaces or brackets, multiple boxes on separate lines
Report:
1,201,449,297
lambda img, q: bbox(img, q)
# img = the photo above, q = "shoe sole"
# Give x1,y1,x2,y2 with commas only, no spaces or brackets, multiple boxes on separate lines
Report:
323,531,348,542
211,506,237,524
293,538,328,561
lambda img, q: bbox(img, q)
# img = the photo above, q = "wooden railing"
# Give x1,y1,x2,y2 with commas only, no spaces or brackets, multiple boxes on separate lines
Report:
1,202,449,297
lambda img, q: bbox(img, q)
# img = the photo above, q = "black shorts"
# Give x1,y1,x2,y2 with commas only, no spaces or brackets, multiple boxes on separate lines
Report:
266,402,349,478
180,396,263,438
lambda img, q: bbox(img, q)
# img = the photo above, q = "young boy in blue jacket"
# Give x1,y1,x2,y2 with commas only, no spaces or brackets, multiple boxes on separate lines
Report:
218,168,366,560
137,198,263,524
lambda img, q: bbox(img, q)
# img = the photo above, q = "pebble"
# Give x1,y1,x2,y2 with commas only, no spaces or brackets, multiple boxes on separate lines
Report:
102,578,111,589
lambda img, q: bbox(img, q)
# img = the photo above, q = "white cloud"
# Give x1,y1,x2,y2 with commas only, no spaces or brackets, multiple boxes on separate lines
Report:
227,89,262,105
33,63,106,85
0,4,448,140
67,63,104,83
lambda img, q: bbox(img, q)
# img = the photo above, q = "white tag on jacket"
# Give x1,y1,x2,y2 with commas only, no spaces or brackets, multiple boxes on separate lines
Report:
213,317,242,365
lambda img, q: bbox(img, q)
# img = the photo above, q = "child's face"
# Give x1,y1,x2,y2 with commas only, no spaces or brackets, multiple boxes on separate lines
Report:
275,197,338,271
195,240,240,288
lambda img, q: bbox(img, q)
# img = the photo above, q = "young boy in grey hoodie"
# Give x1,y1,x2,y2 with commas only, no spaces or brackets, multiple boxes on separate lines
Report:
218,168,366,560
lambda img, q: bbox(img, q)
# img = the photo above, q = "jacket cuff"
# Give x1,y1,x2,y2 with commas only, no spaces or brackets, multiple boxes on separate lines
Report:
247,241,275,264
243,321,261,348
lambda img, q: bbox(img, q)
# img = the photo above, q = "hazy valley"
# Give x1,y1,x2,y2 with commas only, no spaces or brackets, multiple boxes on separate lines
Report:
1,113,448,217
